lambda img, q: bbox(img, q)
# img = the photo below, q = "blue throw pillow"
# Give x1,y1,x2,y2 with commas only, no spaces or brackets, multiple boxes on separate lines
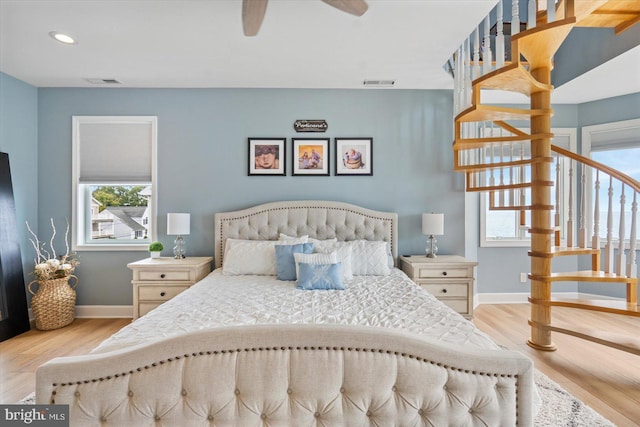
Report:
275,243,314,281
297,262,345,290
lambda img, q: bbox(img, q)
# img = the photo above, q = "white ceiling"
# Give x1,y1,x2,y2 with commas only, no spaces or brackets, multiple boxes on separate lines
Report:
1,0,638,104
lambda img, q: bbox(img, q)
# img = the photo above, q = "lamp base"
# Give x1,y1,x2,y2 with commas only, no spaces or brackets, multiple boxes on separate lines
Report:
425,235,438,258
173,235,186,259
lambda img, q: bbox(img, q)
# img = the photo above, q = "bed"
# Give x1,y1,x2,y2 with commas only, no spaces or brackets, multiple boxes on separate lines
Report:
36,200,535,426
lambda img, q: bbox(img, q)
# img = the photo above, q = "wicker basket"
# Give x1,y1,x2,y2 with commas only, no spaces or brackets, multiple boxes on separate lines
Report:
28,275,78,330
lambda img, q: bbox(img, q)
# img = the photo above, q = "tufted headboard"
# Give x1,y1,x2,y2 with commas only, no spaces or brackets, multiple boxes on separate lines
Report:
214,200,397,269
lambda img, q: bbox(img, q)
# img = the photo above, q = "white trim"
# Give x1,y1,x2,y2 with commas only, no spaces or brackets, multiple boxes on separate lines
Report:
29,305,133,320
72,116,158,251
476,291,622,305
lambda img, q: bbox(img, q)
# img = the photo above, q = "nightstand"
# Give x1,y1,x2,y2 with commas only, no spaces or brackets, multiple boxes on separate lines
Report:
401,255,478,319
128,256,213,319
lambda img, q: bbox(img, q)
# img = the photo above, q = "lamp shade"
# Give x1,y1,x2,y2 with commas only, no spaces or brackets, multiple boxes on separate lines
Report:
422,213,444,236
167,213,190,235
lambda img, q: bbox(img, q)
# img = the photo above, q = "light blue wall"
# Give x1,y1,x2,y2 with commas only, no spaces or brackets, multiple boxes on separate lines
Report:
37,88,465,305
0,72,38,287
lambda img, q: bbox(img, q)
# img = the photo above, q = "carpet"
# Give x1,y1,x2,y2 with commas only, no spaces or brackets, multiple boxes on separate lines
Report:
19,370,615,426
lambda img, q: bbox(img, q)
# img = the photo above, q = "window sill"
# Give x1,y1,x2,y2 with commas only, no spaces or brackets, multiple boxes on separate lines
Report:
73,243,150,252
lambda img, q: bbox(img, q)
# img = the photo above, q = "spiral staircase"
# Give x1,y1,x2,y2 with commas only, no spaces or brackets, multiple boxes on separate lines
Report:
451,0,640,354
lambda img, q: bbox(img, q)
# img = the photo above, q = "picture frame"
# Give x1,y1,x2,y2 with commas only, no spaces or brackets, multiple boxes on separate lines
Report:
335,138,373,176
292,138,330,176
248,138,286,176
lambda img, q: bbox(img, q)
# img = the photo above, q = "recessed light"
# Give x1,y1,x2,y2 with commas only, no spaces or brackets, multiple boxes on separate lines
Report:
49,31,77,45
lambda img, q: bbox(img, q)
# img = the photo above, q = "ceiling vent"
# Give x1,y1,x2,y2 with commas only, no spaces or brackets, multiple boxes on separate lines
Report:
363,80,395,87
85,78,122,85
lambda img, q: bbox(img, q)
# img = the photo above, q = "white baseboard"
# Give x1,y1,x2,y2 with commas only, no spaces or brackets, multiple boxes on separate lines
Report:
28,305,133,320
476,292,621,306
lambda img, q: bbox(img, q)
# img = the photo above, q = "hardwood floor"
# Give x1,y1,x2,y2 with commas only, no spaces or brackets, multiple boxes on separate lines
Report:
473,304,640,427
0,306,638,426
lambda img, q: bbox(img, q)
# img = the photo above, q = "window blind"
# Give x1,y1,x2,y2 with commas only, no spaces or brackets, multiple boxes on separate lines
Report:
79,122,152,183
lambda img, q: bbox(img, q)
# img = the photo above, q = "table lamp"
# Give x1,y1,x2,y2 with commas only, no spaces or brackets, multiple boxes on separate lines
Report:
167,213,190,259
422,213,444,258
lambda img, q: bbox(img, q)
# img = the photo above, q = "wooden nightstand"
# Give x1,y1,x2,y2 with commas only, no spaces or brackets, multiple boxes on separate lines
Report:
401,255,478,319
128,256,213,319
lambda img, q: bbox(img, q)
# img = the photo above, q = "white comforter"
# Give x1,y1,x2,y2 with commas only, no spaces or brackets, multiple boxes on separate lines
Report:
93,268,500,354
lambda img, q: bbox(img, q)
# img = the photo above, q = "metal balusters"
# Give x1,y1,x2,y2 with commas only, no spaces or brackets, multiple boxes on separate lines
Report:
604,175,615,273
482,16,492,75
567,159,574,247
496,1,505,68
628,191,637,278
579,165,587,248
592,170,601,249
616,185,626,276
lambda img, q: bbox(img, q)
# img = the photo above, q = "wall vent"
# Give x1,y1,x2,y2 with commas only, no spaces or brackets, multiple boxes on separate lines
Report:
363,80,395,87
85,78,122,85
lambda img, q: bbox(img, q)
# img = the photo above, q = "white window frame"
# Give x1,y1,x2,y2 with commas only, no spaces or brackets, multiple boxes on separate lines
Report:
582,118,640,248
72,116,157,251
480,128,577,247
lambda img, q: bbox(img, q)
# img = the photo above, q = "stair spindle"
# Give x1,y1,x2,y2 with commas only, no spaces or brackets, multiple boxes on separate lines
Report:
499,140,505,207
482,16,492,75
604,175,615,273
547,0,556,22
464,37,472,109
592,170,601,249
555,154,561,246
527,0,537,29
509,141,516,205
628,191,637,278
616,185,626,276
579,165,587,248
511,0,520,36
473,28,481,80
496,1,505,68
567,159,574,247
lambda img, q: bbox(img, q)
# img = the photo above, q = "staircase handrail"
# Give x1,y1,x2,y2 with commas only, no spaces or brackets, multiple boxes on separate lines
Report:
551,144,640,193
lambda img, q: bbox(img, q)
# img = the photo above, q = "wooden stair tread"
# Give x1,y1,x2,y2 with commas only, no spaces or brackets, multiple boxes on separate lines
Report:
533,320,640,354
490,204,553,211
576,0,640,34
513,17,577,69
474,62,552,96
466,181,532,192
529,246,601,258
455,104,552,123
529,270,637,283
529,297,640,317
454,158,532,172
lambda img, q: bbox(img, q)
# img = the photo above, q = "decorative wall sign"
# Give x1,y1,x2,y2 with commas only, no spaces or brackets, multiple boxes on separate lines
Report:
294,120,328,133
292,138,330,176
335,138,373,176
248,138,286,176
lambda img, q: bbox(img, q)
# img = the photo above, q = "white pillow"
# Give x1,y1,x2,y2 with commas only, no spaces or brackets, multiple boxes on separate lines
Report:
278,233,308,244
312,242,353,280
223,239,277,275
294,252,338,280
350,240,391,276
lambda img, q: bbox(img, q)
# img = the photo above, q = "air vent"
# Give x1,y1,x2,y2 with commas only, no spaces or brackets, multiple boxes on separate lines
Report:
85,78,122,85
363,80,395,87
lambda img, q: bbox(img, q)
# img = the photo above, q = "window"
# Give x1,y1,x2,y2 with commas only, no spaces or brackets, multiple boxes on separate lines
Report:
72,116,157,250
481,128,577,247
583,118,640,245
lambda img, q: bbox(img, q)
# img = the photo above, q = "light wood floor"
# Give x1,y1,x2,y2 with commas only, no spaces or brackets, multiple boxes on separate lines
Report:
1,306,639,426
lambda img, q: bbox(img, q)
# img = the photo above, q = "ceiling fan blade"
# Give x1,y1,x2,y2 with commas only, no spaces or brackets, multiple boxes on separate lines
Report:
320,0,368,16
242,0,268,36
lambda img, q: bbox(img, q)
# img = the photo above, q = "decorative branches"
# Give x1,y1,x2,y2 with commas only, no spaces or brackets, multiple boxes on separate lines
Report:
26,219,78,281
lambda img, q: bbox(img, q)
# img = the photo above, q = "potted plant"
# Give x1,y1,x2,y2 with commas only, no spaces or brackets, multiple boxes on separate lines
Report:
148,241,163,258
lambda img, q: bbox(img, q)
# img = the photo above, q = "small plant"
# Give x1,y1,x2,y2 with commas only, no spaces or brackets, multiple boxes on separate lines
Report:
148,241,163,252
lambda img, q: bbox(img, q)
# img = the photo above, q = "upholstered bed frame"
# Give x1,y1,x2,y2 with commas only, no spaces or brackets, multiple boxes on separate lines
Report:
36,200,534,426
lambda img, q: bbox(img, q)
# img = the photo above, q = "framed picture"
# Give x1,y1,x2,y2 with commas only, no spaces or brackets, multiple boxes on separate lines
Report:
248,138,286,176
335,138,373,176
292,138,330,176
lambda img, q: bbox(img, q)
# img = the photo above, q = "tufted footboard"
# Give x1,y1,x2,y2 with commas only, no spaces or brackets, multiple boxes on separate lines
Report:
36,324,534,426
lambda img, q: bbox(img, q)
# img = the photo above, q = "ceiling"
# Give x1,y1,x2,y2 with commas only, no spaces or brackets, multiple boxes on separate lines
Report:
1,0,638,104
